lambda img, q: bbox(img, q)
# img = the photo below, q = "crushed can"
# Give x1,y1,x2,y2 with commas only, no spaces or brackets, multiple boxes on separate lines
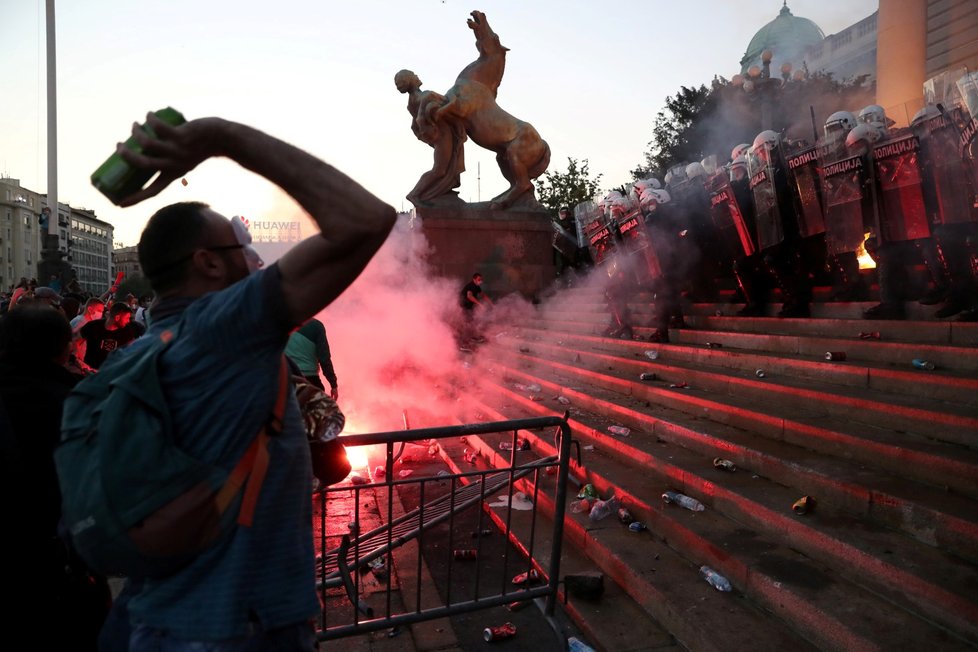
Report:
645,350,659,360
858,331,881,340
792,496,816,515
706,342,723,349
825,351,846,361
617,507,634,524
755,369,766,378
628,521,647,532
484,622,517,642
511,569,542,586
506,600,531,612
577,484,598,500
713,458,737,472
639,372,657,381
912,358,936,371
453,549,478,561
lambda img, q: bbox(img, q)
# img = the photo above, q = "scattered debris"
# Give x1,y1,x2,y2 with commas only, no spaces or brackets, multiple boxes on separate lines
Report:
484,622,517,642
713,458,737,472
607,425,631,436
700,566,732,592
662,490,704,512
792,495,816,515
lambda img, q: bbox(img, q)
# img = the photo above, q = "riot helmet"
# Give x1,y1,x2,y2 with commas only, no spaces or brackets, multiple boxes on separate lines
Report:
845,123,882,151
858,104,887,126
824,111,857,145
650,189,671,205
752,130,780,165
701,156,718,176
910,104,941,131
731,143,751,161
665,164,687,187
685,161,707,180
729,156,748,182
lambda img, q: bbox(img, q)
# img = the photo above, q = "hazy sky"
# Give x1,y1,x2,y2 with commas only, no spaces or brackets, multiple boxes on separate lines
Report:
0,1,878,247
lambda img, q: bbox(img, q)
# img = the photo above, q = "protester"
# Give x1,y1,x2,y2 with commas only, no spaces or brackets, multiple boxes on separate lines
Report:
94,112,395,650
285,317,339,399
77,301,141,371
0,304,111,650
459,271,493,345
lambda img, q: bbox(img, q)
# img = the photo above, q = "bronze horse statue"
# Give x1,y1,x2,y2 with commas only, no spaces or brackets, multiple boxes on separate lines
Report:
433,11,551,210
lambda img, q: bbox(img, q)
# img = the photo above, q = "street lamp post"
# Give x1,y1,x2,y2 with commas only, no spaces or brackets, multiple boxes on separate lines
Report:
38,0,72,288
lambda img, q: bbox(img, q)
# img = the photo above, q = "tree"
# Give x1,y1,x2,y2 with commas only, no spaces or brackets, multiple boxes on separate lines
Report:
633,73,875,180
116,275,154,300
535,157,603,215
632,84,714,179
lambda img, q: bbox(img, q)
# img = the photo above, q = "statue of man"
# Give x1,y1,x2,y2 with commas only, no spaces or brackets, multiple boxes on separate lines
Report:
395,69,466,204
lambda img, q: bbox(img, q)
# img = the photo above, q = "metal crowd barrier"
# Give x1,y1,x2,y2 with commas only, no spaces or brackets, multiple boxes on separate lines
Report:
314,415,573,641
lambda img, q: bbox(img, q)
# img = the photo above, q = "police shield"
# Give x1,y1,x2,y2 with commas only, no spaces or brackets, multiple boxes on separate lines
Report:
747,150,784,251
820,147,870,256
785,145,826,238
916,109,978,226
615,207,663,284
552,219,580,260
707,172,755,258
579,201,618,267
872,132,932,242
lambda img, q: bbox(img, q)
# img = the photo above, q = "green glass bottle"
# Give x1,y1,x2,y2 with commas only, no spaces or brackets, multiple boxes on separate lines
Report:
90,107,186,205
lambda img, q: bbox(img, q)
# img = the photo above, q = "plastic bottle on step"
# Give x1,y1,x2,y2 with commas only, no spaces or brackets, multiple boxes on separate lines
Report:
567,636,597,652
699,565,732,592
662,491,705,512
588,499,612,521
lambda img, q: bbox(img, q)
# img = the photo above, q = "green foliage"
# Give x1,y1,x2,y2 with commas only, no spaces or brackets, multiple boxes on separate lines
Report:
116,275,154,300
535,157,603,216
633,73,876,180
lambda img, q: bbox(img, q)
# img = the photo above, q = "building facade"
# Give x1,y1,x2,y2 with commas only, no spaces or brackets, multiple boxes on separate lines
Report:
112,244,141,280
0,177,44,291
740,5,878,85
69,208,113,294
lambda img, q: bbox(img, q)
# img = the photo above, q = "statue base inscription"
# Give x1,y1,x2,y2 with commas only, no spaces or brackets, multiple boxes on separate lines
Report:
416,204,555,302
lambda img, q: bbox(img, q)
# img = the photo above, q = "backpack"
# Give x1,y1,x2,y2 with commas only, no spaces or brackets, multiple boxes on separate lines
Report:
55,322,289,579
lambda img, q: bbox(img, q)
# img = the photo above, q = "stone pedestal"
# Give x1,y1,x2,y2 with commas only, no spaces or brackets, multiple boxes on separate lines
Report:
416,203,556,302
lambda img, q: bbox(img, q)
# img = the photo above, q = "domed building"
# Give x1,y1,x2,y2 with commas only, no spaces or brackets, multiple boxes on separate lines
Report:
740,3,825,77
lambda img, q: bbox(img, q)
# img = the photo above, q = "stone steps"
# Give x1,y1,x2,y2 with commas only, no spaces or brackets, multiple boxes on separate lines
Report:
446,291,978,649
455,389,976,651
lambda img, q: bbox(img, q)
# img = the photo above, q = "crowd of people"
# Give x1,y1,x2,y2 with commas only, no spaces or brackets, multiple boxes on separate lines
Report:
554,99,978,340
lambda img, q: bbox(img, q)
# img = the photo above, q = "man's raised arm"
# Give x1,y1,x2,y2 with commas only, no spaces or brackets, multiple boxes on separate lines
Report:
118,114,397,324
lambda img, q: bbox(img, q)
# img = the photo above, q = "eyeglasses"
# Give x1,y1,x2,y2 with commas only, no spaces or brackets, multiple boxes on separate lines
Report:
204,244,245,254
147,244,246,276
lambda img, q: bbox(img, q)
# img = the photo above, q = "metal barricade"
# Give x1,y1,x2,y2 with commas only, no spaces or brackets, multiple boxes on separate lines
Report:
315,415,572,641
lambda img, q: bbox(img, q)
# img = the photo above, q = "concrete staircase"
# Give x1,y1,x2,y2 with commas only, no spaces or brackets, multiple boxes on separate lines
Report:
448,285,978,652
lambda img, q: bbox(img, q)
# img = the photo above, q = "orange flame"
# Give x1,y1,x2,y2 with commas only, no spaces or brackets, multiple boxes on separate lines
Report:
857,233,876,269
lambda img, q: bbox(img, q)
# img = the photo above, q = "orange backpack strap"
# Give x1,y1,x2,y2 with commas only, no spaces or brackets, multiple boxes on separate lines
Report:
227,356,291,526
